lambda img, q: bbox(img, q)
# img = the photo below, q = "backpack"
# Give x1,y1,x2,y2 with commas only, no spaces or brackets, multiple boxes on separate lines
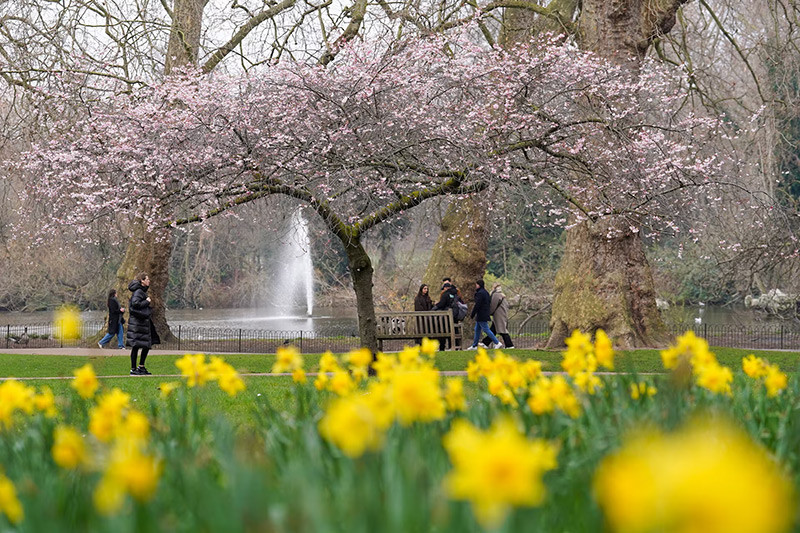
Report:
452,298,468,323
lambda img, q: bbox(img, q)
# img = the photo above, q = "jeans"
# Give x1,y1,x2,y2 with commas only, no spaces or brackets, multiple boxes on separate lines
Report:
472,321,500,347
481,323,514,348
99,322,125,348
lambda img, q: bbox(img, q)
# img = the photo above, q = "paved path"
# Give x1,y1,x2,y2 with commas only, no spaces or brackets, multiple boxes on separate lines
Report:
1,347,238,356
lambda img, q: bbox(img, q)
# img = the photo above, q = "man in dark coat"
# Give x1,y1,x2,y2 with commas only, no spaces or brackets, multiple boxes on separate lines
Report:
468,279,502,350
431,281,460,350
98,289,125,349
127,273,161,375
432,282,458,312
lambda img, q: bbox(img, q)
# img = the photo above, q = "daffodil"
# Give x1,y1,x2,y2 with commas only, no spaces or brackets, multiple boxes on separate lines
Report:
420,337,439,358
89,388,131,442
94,438,162,515
630,381,657,400
573,371,603,395
33,387,57,417
272,345,303,373
291,368,307,384
329,370,355,397
443,377,466,412
443,418,557,528
527,378,554,415
319,396,384,458
742,354,767,379
0,379,35,428
594,329,614,370
122,410,150,441
54,304,82,340
695,361,733,396
158,382,180,399
346,347,373,368
71,364,99,399
175,354,211,387
391,366,445,425
318,351,340,373
371,352,397,381
0,472,23,524
593,418,793,533
764,365,788,397
52,425,89,470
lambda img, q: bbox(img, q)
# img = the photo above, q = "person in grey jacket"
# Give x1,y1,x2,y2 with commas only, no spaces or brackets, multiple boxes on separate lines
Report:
489,284,514,348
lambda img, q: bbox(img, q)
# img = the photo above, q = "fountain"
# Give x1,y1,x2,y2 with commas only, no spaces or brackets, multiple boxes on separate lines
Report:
271,209,314,316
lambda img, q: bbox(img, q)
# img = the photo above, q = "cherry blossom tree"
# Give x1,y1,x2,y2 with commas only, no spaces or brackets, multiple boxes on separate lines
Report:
22,33,725,350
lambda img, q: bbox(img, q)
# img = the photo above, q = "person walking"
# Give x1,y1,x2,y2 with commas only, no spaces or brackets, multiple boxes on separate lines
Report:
468,279,503,350
98,289,126,349
127,273,161,375
489,284,514,349
414,284,433,311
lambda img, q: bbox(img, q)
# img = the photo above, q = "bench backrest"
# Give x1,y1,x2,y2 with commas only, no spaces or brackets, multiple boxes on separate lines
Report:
375,311,453,338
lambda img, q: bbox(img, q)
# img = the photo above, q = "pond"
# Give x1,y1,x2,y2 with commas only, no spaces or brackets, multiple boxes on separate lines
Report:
0,304,793,332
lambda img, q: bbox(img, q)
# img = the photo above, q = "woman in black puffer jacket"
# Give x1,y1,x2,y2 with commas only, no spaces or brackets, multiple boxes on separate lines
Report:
127,273,161,375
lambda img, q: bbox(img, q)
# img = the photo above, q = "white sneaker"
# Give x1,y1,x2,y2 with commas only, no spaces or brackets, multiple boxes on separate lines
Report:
98,342,104,349
468,344,479,349
492,342,504,349
505,346,515,349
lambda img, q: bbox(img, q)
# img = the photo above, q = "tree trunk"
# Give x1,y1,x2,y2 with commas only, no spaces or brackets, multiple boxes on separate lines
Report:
499,0,578,48
423,198,489,333
546,0,687,348
345,238,378,353
115,222,176,342
546,218,666,348
115,0,208,341
165,0,207,75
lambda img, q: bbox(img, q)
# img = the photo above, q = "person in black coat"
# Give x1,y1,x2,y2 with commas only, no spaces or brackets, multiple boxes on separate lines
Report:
431,281,459,350
127,273,161,375
98,289,126,349
414,284,433,311
468,279,502,349
432,282,458,311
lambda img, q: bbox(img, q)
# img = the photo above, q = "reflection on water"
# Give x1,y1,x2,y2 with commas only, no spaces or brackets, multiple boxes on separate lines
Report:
661,305,795,326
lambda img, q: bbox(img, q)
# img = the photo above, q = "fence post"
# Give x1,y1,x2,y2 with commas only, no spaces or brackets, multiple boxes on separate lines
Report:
5,325,8,349
238,329,242,353
780,325,784,350
300,331,303,352
60,321,63,348
177,325,181,351
703,323,707,340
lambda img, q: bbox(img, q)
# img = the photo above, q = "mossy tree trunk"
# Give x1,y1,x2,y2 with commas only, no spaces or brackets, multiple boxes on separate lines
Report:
546,218,666,348
423,198,489,335
546,0,687,348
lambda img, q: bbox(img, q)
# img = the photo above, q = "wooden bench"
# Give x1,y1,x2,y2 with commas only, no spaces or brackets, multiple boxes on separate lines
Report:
375,311,463,351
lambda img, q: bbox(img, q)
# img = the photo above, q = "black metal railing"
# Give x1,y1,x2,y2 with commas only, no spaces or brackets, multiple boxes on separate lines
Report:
3,320,800,353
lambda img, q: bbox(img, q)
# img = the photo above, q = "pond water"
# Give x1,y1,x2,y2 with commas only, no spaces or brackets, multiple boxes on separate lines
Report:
0,304,793,332
0,307,359,333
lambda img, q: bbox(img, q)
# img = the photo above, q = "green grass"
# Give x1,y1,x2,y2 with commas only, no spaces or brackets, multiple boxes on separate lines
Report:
12,375,299,431
2,345,800,379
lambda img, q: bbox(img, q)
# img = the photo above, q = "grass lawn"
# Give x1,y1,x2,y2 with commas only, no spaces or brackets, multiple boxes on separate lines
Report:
3,345,798,431
2,346,800,379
